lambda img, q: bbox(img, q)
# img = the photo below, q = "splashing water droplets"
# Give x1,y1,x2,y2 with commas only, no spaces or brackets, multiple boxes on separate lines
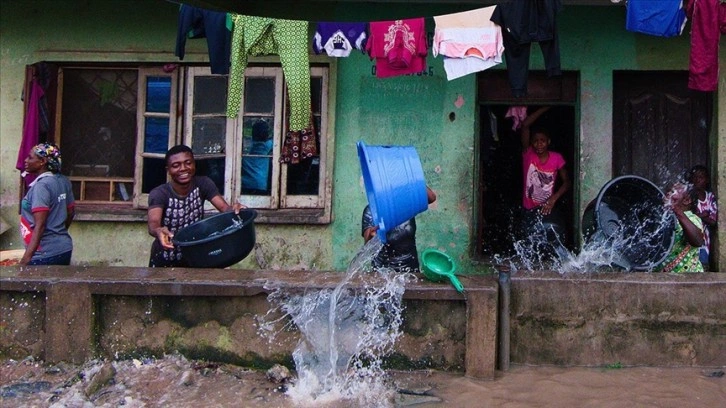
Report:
260,236,411,407
502,199,674,274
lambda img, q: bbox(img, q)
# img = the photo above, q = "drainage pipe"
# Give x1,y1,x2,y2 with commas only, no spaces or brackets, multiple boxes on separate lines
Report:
497,265,511,371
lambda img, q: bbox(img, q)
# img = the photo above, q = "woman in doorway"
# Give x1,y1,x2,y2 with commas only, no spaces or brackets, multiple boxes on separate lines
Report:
19,143,75,266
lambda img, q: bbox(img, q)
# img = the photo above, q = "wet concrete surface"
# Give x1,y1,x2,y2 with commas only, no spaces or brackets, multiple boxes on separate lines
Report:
1,356,724,407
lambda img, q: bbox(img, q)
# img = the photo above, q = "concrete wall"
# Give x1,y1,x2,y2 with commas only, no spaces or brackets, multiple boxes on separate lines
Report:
1,1,724,271
2,268,723,369
509,272,726,367
1,291,470,370
1,267,493,375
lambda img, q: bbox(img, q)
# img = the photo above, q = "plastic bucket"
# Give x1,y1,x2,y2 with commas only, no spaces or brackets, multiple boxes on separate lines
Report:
357,141,428,243
420,249,464,293
172,209,257,268
581,175,675,270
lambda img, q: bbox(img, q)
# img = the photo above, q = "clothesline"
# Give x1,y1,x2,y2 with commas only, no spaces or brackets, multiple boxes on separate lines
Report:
170,0,637,23
175,3,514,135
173,0,722,135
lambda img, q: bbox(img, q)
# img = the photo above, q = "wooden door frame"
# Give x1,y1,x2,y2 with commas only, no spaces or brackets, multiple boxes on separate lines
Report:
475,70,581,261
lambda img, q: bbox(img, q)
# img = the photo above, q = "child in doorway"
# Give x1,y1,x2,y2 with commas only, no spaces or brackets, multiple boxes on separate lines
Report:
687,165,717,269
519,106,571,243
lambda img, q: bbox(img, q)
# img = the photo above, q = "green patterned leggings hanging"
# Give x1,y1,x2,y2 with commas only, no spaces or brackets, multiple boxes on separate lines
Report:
226,15,311,132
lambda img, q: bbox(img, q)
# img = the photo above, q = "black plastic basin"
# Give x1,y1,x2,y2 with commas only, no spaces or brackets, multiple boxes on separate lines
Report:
172,209,257,268
582,175,675,270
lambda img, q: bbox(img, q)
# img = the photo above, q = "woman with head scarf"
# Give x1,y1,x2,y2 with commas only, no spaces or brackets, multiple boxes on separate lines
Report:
654,182,704,273
19,143,75,265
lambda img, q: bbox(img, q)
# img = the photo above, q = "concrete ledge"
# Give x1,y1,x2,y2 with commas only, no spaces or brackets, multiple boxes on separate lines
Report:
7,267,722,372
0,266,498,379
509,271,726,367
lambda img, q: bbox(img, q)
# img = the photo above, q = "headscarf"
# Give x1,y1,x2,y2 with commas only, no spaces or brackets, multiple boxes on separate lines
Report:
32,143,62,173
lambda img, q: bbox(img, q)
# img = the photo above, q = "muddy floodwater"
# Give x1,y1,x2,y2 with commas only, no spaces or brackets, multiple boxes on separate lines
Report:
1,356,723,407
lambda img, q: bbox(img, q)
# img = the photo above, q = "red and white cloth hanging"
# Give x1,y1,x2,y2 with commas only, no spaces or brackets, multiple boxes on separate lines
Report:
366,18,428,78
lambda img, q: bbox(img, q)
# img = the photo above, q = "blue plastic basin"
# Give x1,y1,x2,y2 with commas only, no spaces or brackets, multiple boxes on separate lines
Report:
357,141,428,243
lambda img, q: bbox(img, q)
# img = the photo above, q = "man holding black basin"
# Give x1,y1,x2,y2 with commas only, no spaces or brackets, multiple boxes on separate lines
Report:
361,186,437,273
147,144,244,267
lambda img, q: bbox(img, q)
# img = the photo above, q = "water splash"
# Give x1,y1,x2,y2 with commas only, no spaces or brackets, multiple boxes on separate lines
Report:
498,201,674,274
259,236,413,407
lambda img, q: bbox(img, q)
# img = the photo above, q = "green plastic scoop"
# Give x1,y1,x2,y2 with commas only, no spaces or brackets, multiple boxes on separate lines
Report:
420,249,464,293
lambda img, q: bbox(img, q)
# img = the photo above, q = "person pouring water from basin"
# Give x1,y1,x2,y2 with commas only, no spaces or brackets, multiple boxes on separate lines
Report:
361,186,437,273
654,182,704,273
147,145,244,268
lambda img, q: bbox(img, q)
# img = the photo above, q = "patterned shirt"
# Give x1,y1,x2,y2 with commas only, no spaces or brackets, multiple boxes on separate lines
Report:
148,176,220,267
655,211,704,273
521,147,566,210
695,191,717,255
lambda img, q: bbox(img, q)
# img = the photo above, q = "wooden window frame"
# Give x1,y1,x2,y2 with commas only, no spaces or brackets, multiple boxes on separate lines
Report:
53,63,333,224
134,66,180,209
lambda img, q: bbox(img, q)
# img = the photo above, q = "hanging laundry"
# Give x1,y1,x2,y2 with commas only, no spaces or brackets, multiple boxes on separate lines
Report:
33,62,54,136
313,22,368,57
16,80,44,174
491,0,563,98
366,18,427,78
687,0,726,92
505,106,528,131
175,5,233,75
625,0,688,38
433,6,504,81
280,123,317,164
226,15,310,132
16,62,57,188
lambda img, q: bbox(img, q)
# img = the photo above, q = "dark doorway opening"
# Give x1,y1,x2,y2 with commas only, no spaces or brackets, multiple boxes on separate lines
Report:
478,105,576,260
476,70,578,261
613,70,712,189
613,70,715,271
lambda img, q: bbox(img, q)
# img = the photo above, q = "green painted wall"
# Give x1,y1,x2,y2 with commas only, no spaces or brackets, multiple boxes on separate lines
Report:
330,50,477,271
1,2,723,271
558,6,698,212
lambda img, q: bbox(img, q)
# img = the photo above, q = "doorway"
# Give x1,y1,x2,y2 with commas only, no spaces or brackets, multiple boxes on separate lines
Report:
613,71,712,189
476,70,578,261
